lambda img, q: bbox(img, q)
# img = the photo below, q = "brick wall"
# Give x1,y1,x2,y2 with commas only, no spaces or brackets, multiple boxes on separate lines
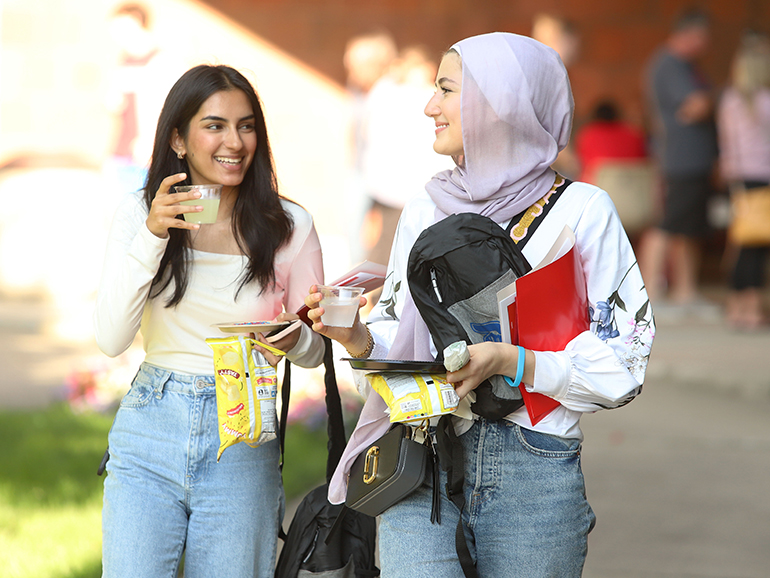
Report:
203,0,770,130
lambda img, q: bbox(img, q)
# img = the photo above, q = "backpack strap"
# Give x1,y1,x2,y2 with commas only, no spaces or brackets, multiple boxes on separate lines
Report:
277,357,292,542
505,174,571,248
322,336,347,480
278,358,291,473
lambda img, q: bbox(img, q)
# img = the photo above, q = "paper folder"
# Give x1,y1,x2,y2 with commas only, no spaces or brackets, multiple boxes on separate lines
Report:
498,226,589,425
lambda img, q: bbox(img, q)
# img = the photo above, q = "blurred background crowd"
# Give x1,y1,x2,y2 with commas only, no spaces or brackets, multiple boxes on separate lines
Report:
1,0,770,575
2,1,769,349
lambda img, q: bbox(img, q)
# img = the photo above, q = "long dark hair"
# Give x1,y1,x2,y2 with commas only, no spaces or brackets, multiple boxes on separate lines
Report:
144,65,293,307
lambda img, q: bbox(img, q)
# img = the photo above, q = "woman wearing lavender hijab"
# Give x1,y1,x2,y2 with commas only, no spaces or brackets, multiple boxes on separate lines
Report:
305,32,655,577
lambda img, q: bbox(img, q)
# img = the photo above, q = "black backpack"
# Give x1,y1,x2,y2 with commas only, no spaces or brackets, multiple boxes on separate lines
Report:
274,337,379,578
406,213,529,420
406,181,569,420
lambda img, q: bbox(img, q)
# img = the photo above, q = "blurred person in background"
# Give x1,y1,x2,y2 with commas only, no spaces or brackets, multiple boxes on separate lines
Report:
360,45,453,283
94,64,326,576
105,3,177,195
641,7,718,309
343,31,398,264
533,13,582,180
531,13,580,68
575,99,647,185
717,31,770,330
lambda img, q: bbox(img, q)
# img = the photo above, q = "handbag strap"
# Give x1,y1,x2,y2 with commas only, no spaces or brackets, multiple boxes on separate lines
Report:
279,336,344,477
279,336,345,543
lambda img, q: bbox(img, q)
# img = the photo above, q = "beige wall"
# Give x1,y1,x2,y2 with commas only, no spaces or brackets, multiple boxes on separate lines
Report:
0,0,352,228
0,0,355,339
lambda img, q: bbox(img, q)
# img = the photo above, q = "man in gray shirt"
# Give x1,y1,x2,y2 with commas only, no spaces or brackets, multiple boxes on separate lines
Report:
641,8,717,308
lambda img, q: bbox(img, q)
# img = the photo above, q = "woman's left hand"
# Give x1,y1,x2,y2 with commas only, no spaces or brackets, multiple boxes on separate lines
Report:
252,332,284,367
250,313,301,367
266,312,302,353
446,342,519,399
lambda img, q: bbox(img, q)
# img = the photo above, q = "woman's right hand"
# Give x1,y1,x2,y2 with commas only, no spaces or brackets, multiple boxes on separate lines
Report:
304,284,370,355
145,173,201,238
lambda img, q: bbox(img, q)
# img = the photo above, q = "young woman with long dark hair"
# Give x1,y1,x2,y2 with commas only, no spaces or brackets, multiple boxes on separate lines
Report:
94,64,325,576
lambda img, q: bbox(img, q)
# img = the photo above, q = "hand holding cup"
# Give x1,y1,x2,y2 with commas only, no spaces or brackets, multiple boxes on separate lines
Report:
174,184,223,224
304,285,369,354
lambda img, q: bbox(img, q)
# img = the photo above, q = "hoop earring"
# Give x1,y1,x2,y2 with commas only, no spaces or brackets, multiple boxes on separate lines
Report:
177,151,185,160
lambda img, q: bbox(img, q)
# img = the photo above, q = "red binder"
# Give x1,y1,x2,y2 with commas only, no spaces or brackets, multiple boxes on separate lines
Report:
500,227,589,425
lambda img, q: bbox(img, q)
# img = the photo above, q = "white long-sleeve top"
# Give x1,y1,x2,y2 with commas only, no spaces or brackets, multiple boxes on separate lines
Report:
364,181,655,440
94,191,325,374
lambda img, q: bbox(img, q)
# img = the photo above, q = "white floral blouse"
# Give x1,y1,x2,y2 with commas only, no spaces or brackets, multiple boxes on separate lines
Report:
364,180,655,440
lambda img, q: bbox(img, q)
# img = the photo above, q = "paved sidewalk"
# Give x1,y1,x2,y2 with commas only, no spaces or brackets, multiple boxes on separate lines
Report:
0,298,103,408
646,302,770,401
580,372,770,578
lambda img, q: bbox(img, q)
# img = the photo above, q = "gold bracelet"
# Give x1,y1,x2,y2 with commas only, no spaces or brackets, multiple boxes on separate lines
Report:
347,324,374,358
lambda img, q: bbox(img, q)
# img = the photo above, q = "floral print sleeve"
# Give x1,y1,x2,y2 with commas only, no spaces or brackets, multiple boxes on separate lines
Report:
529,187,655,414
589,260,654,384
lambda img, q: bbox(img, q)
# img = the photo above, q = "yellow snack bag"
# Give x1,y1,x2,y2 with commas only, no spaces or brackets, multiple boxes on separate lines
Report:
206,335,279,461
367,372,459,423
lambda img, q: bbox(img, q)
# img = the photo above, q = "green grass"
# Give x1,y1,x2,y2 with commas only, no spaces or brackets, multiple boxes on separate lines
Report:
0,403,329,578
281,420,329,499
0,404,112,578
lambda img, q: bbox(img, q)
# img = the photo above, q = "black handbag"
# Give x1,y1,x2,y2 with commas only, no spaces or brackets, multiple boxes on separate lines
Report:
275,338,380,578
345,423,433,518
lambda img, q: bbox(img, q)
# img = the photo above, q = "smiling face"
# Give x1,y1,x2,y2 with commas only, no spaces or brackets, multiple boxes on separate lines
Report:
171,89,257,194
424,50,463,157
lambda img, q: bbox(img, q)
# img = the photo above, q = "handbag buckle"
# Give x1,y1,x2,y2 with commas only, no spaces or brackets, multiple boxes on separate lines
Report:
363,446,380,484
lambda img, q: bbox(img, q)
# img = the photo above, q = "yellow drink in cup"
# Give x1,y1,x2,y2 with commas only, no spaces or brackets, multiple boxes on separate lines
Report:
175,184,223,224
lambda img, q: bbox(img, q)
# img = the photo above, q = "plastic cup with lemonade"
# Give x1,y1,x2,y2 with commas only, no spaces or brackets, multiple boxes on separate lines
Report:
175,184,222,224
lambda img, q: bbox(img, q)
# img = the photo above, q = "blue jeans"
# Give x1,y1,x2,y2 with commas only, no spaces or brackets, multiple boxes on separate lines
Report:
102,363,284,578
378,419,595,577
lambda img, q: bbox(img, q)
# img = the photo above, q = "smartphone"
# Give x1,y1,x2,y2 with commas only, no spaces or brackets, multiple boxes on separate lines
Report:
265,319,302,343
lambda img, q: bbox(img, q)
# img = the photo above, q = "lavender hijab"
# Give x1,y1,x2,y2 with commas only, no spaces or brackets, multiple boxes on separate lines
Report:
328,33,574,504
427,32,574,221
390,31,574,362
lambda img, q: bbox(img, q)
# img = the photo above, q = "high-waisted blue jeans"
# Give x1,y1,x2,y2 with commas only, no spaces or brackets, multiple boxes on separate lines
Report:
378,419,596,577
102,362,284,578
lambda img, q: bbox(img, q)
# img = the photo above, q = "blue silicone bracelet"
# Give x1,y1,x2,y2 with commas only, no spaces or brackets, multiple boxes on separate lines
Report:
504,345,526,389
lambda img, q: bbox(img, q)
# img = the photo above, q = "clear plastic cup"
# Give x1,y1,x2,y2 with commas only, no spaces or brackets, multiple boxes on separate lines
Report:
318,285,364,327
175,184,223,224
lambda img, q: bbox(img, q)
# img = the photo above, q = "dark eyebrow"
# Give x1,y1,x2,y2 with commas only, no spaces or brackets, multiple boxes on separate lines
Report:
200,114,256,122
437,77,460,87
